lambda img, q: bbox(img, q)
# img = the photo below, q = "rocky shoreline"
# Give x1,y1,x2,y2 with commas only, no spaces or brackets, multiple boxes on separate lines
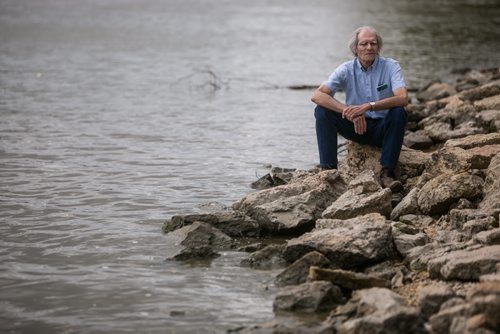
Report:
163,68,500,334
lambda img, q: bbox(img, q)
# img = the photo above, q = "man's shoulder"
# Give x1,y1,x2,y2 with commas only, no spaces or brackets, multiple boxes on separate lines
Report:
336,58,356,70
378,56,401,67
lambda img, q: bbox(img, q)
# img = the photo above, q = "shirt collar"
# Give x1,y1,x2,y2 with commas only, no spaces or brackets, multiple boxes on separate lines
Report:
355,56,380,72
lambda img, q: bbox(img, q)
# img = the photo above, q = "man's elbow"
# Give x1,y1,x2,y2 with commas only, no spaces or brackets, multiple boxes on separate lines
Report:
398,94,409,107
311,91,320,104
401,97,409,107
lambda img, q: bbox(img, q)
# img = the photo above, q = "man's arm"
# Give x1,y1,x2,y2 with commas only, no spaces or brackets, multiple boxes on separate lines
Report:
311,84,347,113
342,87,408,120
311,84,368,135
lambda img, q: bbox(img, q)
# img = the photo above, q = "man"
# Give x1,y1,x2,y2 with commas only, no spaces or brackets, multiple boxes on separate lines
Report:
311,26,408,192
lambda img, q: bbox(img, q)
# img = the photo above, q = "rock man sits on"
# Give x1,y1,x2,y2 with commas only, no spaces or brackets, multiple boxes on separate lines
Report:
311,26,408,191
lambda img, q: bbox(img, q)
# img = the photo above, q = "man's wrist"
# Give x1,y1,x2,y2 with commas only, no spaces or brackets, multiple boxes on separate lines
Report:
369,101,376,111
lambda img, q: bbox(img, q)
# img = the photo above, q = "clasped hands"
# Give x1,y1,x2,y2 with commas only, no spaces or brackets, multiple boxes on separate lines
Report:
342,103,371,135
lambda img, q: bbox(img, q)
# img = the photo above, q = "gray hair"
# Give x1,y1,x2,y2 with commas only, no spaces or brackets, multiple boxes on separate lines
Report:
348,26,383,56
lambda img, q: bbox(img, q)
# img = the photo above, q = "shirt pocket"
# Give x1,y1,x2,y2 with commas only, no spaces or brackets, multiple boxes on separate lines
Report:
377,83,392,99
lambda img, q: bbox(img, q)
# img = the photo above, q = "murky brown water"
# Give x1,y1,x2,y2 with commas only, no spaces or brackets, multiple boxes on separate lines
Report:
1,0,499,332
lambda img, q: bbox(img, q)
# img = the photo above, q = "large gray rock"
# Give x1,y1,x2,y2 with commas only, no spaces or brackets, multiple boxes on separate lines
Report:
233,170,343,212
443,132,500,149
474,94,500,111
249,184,335,235
403,131,434,150
416,81,455,102
460,282,500,333
422,121,485,144
329,288,426,334
391,188,421,220
416,284,456,319
163,221,233,260
458,79,500,102
233,170,346,235
428,299,469,334
474,228,500,245
405,242,467,271
163,210,261,237
424,145,493,177
275,251,331,287
428,245,500,281
429,282,500,334
322,171,392,220
282,213,396,269
476,109,500,132
448,208,494,230
273,281,344,313
479,153,500,217
240,244,287,269
392,231,430,257
417,172,484,216
340,142,430,182
308,267,391,290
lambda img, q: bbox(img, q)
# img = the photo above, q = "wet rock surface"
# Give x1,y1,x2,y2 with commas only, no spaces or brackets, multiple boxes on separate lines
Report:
164,68,500,333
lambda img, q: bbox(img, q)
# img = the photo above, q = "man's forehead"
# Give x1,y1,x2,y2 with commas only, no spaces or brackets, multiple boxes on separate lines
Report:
358,30,377,40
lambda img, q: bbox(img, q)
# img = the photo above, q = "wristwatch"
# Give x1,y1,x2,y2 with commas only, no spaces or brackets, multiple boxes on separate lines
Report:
369,102,375,111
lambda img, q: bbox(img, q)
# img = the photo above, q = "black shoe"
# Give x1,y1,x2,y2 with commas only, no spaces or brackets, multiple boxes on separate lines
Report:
380,168,403,192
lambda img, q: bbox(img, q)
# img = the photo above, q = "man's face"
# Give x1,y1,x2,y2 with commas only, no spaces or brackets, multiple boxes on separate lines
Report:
356,30,379,65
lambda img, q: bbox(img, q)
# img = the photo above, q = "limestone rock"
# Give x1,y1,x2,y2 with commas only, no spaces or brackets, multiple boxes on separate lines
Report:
163,210,261,237
405,242,466,271
233,170,343,212
424,146,492,177
449,208,491,225
483,153,500,193
406,103,432,123
416,284,456,319
428,299,469,334
322,171,392,220
417,82,455,102
240,244,287,269
428,245,500,281
398,214,435,230
283,213,396,269
163,221,233,260
393,232,430,257
462,282,500,333
474,228,500,245
474,94,500,111
429,282,500,334
475,109,500,132
444,132,500,149
458,79,500,101
329,288,426,334
479,153,500,217
308,267,391,290
391,188,420,220
340,142,430,182
423,121,485,143
404,131,434,150
233,170,346,235
417,172,484,216
248,184,333,235
273,281,343,313
275,251,331,287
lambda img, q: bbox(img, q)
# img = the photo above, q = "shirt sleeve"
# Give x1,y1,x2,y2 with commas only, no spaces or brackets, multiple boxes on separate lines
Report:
390,61,406,91
322,64,347,96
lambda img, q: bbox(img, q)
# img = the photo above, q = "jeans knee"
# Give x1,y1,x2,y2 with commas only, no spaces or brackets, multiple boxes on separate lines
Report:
314,105,330,121
387,107,408,125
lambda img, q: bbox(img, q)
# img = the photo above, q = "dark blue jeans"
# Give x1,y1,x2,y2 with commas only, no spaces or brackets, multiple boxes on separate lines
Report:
314,105,407,169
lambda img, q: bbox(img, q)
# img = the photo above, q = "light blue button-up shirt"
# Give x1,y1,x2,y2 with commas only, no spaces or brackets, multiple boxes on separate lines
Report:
323,56,406,119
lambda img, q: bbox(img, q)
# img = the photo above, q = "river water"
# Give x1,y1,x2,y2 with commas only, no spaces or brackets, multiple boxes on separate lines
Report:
1,0,499,333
